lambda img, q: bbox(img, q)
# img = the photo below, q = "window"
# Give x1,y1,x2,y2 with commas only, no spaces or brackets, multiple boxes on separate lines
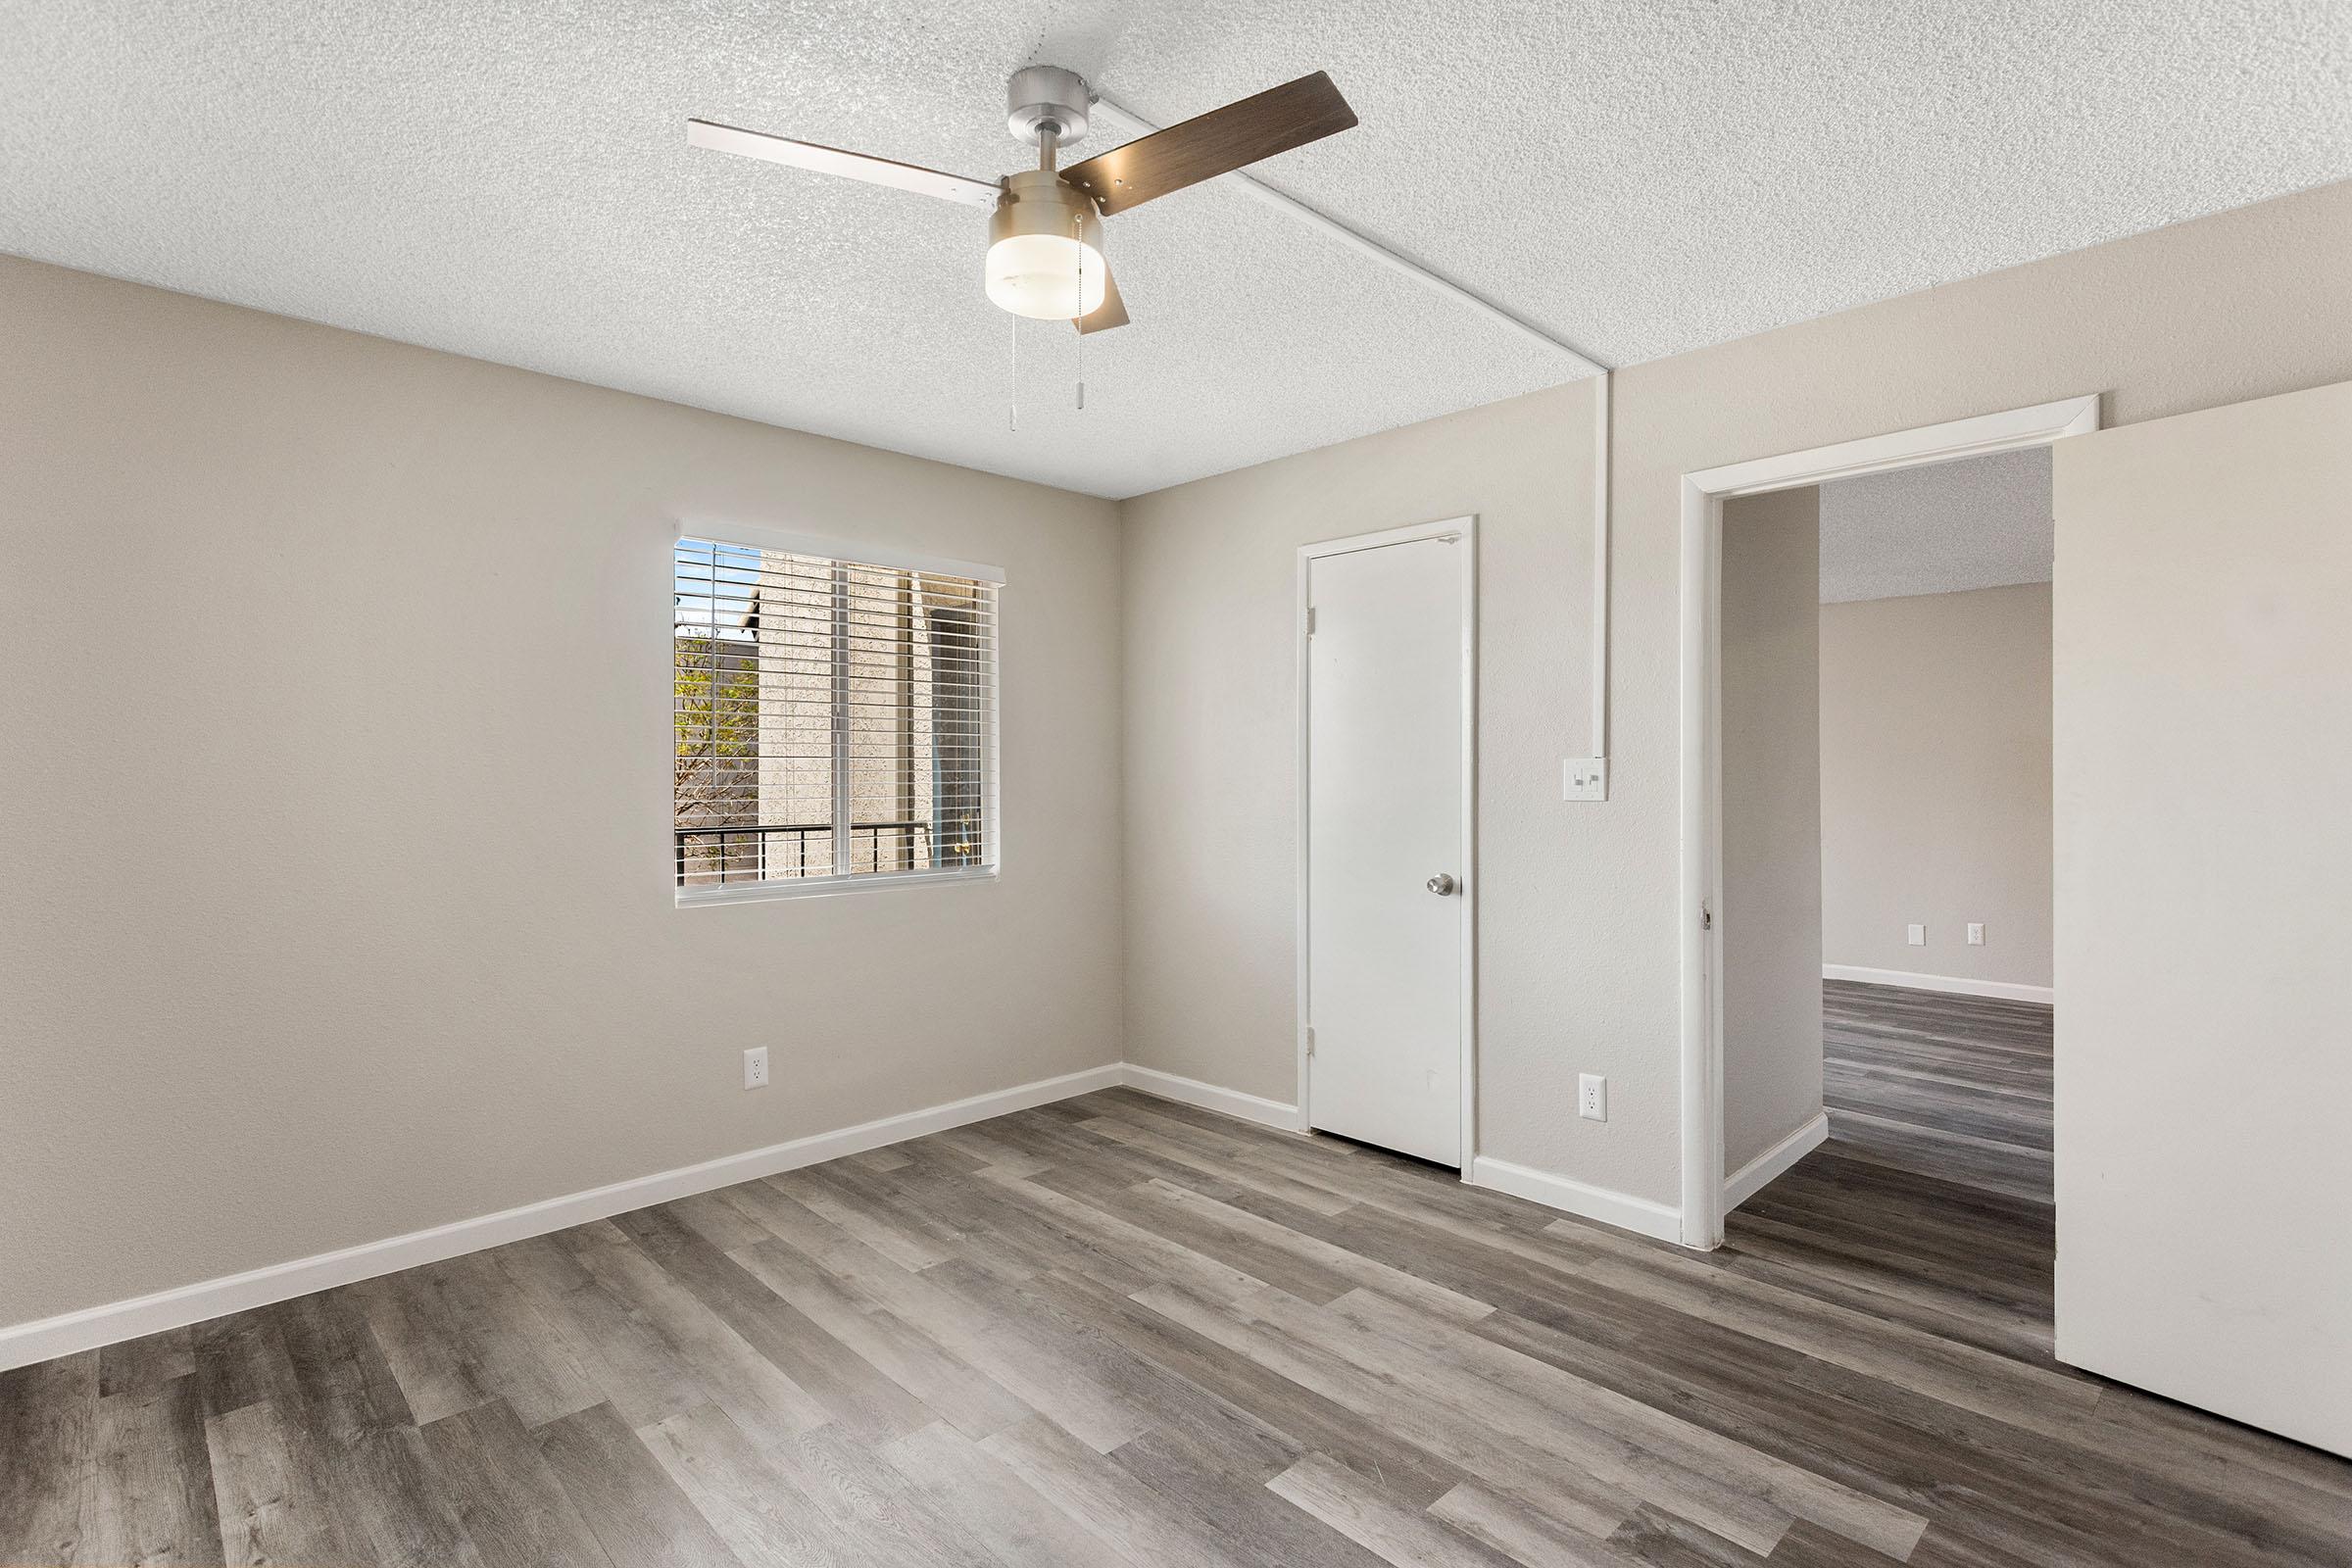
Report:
673,527,1000,901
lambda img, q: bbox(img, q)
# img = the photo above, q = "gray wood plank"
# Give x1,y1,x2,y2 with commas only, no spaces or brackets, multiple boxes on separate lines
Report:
563,1218,831,1446
729,1236,1031,1441
352,1261,496,1425
1111,1427,1396,1568
1430,1482,1653,1568
419,1398,615,1568
496,1228,717,1431
97,1325,195,1398
204,1397,352,1566
0,1353,99,1566
981,1411,1257,1568
881,1419,1136,1568
88,1376,223,1567
606,1204,938,1442
1268,1451,1523,1568
273,1292,484,1567
535,1401,742,1568
431,1248,606,1428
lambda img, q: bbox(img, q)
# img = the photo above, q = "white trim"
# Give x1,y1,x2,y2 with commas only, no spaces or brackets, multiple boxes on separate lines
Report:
1121,1065,1308,1132
1089,100,1608,374
1679,394,2099,1250
673,516,1006,584
1684,395,2103,500
1724,1111,1830,1212
1824,964,2055,1005
1297,516,1479,1173
676,865,999,906
0,1062,1120,1372
1465,1156,1683,1244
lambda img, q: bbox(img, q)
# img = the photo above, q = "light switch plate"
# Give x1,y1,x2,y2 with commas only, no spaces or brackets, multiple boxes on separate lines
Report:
1563,757,1609,802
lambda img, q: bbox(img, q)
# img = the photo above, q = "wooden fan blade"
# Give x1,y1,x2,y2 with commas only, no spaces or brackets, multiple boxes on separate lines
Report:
1077,262,1130,334
686,120,1000,209
1061,72,1356,216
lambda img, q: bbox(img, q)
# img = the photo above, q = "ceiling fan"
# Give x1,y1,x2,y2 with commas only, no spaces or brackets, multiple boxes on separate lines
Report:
687,65,1357,334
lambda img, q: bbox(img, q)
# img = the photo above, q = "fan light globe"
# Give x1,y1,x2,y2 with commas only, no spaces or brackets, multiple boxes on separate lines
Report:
986,233,1107,319
987,169,1107,321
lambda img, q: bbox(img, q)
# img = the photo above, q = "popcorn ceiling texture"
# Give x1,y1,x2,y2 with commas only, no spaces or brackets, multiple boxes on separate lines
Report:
1818,446,2053,604
2,0,2346,497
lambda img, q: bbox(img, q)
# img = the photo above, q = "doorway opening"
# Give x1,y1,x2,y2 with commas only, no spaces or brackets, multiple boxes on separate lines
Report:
1676,395,2097,1250
1813,449,2058,1224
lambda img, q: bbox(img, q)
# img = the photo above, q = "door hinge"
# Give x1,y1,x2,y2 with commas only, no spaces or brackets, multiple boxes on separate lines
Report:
1305,606,1316,636
1304,1025,1316,1057
1700,901,1714,931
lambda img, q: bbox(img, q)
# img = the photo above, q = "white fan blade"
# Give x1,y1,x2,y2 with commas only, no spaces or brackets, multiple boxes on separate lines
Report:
687,120,1000,209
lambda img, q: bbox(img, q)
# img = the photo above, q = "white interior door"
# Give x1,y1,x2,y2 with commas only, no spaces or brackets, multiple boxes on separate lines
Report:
2052,376,2352,1456
1304,526,1469,1167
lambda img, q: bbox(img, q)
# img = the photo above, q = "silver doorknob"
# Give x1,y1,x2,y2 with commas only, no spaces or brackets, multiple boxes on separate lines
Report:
1427,873,1458,896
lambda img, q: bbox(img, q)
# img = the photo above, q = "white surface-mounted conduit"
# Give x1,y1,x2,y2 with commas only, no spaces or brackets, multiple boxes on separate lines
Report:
1591,370,1611,762
1086,98,1616,767
1089,98,1611,376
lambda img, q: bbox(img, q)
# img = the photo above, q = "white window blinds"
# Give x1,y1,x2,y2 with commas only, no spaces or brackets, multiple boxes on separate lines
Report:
673,533,1000,899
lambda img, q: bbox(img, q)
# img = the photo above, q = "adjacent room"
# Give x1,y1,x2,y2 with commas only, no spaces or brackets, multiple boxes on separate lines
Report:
4,5,2349,1565
1816,451,2058,1208
1715,447,2062,1369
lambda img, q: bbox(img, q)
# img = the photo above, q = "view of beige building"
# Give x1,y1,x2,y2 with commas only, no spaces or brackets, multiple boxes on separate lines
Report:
675,545,992,886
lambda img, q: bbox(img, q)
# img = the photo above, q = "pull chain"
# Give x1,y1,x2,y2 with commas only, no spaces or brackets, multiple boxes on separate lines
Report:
1007,310,1018,433
1074,213,1086,411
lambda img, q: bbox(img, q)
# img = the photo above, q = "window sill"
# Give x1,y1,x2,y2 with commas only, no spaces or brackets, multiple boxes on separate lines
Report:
674,865,999,907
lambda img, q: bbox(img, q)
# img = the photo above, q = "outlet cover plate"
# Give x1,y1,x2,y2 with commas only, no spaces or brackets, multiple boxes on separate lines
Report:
744,1047,769,1090
1578,1072,1607,1121
1563,757,1609,802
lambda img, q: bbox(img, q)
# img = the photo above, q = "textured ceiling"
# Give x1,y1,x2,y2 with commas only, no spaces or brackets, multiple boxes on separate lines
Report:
3,3,2347,498
1820,446,2052,603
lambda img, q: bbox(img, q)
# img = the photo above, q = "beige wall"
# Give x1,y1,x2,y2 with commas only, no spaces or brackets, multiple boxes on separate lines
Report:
1121,382,1599,1121
1720,488,1824,1175
1821,584,2053,989
0,258,1123,1330
8,176,2352,1333
1122,178,2352,1208
2053,377,2352,1456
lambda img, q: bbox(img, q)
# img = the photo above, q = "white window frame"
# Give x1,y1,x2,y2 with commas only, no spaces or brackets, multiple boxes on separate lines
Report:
671,519,1004,907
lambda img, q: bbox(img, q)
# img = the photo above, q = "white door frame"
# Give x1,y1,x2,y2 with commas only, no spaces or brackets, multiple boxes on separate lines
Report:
1298,515,1479,1170
1677,396,2100,1249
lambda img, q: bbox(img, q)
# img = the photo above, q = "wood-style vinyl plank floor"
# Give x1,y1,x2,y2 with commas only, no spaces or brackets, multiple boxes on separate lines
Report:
5,984,2348,1565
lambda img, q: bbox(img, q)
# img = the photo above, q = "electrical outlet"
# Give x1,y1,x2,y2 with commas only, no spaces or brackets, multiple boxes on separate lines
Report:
1562,757,1609,802
743,1047,769,1090
1906,923,1926,947
1967,922,1985,946
1578,1073,1607,1122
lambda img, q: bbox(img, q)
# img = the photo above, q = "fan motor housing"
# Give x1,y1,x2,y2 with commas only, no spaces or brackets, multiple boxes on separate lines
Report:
991,168,1104,249
1006,64,1092,146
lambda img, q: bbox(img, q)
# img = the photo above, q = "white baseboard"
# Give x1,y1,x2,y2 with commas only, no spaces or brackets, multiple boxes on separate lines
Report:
1724,1110,1830,1212
0,1061,1123,1373
1120,1064,1307,1132
1465,1155,1683,1244
1824,964,2053,1005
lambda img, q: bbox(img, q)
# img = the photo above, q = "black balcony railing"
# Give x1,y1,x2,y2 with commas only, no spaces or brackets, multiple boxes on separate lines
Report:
674,821,938,885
